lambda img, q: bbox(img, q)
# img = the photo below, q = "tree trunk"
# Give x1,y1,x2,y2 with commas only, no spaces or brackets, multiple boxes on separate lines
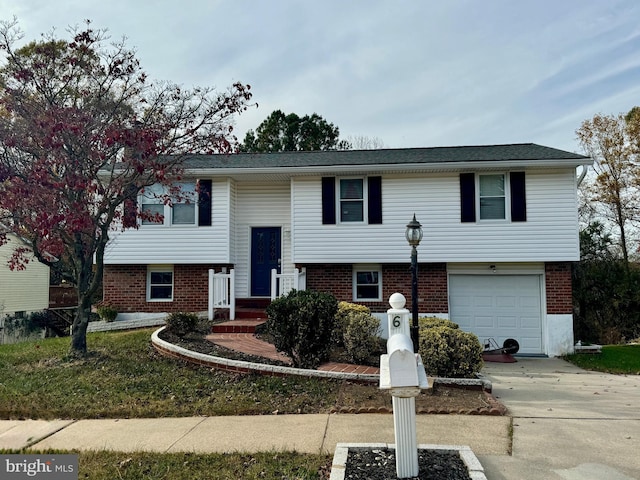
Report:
70,306,90,356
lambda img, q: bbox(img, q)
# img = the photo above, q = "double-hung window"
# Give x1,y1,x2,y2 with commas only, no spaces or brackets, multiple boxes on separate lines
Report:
141,184,165,225
147,265,173,301
460,172,526,223
353,265,382,301
479,174,506,220
139,182,202,226
340,178,364,222
171,182,197,225
321,176,382,225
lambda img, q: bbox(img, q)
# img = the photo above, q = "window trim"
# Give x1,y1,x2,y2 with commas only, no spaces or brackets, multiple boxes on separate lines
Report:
139,182,199,227
352,264,383,302
147,265,174,302
477,173,508,221
338,177,367,224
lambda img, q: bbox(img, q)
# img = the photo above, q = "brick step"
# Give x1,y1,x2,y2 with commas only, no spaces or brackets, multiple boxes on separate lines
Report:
212,319,266,334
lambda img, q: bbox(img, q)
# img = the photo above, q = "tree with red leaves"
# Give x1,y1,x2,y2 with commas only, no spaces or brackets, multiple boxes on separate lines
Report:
0,19,253,355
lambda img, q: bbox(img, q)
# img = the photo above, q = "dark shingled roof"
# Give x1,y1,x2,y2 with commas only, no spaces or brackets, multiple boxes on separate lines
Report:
182,143,588,169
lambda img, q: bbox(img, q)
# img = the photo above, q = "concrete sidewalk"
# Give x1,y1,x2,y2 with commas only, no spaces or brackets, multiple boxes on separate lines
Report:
0,414,510,456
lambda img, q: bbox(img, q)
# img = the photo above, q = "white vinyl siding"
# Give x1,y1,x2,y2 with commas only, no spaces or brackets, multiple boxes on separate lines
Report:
292,169,579,263
104,178,232,264
0,236,49,314
233,182,291,298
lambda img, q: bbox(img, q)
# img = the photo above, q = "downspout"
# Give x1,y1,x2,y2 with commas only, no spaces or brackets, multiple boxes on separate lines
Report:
577,164,589,186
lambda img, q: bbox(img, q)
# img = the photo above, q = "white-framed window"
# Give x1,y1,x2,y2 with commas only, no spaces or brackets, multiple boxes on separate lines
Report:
171,182,197,225
339,178,365,222
478,174,506,220
147,265,174,301
141,183,165,225
353,264,382,301
140,182,198,226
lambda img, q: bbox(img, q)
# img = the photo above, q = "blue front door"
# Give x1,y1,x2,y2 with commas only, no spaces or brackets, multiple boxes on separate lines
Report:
251,227,281,297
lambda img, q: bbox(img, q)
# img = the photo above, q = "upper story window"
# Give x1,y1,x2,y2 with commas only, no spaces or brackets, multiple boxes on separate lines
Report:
340,178,364,222
171,182,197,225
479,174,506,220
460,172,527,223
137,180,212,227
322,176,382,225
141,183,165,225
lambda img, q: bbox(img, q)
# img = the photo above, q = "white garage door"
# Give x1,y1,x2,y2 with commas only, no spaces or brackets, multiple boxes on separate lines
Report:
449,275,543,355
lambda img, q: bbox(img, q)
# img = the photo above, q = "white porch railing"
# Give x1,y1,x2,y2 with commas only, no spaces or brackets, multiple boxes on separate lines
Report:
270,268,306,300
208,269,235,320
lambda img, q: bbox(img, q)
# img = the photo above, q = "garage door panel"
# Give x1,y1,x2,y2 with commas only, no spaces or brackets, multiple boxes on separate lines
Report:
497,316,517,328
496,296,516,308
449,274,543,355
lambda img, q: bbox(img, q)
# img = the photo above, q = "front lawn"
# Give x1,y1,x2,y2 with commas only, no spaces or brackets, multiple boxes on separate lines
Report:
564,344,640,374
0,328,495,419
0,329,339,419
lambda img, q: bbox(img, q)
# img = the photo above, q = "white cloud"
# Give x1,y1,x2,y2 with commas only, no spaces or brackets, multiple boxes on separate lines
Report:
1,0,638,153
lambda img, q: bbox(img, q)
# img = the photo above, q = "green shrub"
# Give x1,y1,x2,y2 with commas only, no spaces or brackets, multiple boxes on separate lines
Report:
343,311,382,364
333,301,371,346
265,289,338,369
419,316,459,329
96,303,118,322
165,312,199,337
418,325,483,378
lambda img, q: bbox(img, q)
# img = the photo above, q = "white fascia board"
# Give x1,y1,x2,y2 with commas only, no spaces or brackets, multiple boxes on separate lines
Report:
183,158,593,177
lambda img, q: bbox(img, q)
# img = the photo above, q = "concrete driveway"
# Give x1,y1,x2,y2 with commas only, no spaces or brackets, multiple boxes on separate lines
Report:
478,357,639,480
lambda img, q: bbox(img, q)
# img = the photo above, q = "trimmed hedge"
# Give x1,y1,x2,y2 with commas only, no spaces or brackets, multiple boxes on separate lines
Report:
343,310,382,364
165,312,199,337
418,325,483,378
265,290,338,369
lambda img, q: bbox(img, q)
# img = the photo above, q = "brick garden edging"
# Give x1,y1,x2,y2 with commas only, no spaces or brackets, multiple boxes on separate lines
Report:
151,327,507,416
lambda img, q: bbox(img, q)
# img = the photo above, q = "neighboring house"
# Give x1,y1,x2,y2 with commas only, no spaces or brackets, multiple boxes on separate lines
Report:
0,232,50,343
102,143,591,356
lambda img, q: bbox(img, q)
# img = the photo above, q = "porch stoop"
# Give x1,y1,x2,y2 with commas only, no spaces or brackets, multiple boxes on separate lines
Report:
211,318,266,334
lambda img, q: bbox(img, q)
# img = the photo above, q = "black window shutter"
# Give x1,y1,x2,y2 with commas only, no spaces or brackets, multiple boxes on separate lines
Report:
510,172,526,222
198,179,212,226
321,177,336,224
122,184,139,228
368,176,382,224
460,173,476,222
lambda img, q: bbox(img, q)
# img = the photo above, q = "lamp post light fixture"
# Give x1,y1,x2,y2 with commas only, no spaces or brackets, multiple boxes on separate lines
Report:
405,214,423,353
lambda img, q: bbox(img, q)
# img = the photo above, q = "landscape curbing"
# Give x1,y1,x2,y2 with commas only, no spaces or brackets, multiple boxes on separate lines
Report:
328,443,487,480
151,327,505,415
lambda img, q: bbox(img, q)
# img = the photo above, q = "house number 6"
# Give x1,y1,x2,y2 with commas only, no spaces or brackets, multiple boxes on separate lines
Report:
392,315,401,328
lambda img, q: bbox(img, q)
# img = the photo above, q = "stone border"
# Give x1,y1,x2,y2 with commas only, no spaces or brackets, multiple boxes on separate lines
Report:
329,443,487,480
151,326,505,416
152,327,379,383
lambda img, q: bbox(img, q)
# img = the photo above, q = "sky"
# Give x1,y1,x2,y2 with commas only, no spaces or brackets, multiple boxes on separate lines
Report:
1,0,639,154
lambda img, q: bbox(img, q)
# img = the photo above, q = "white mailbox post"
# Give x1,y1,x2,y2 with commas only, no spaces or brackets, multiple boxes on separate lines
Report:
380,293,430,479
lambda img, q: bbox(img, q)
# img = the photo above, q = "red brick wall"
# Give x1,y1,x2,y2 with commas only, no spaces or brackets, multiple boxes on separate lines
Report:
103,264,230,313
545,262,573,314
303,263,448,314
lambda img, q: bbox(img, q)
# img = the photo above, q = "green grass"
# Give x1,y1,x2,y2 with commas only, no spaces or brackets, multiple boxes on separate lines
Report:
0,329,340,419
0,450,331,480
564,344,640,374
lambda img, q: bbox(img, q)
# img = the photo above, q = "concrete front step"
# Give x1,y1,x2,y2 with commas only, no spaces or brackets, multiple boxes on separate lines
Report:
212,319,266,334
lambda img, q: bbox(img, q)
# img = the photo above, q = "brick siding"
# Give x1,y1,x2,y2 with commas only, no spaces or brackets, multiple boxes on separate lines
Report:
103,264,230,313
302,263,448,314
545,262,573,314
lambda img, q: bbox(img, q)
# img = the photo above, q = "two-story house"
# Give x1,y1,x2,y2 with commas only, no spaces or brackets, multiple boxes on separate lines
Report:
102,143,591,356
